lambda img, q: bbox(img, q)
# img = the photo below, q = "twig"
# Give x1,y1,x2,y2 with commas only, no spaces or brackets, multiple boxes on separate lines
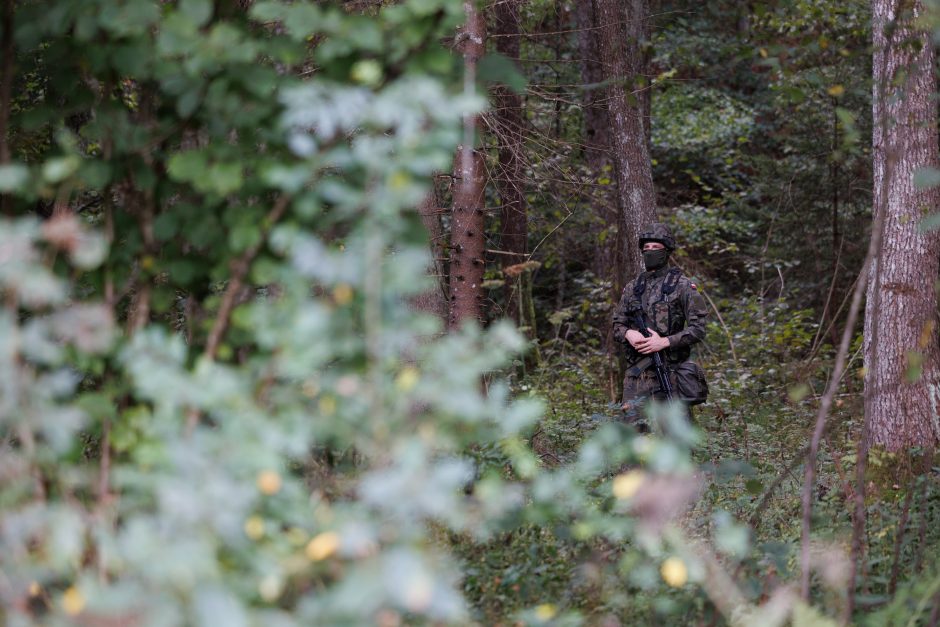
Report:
528,209,573,259
800,234,873,600
809,235,845,355
748,447,807,529
203,194,290,362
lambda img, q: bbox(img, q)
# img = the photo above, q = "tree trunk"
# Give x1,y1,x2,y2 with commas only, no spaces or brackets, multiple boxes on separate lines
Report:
865,0,940,451
412,190,448,323
576,0,607,167
448,1,487,328
623,0,651,149
595,0,657,286
492,0,527,325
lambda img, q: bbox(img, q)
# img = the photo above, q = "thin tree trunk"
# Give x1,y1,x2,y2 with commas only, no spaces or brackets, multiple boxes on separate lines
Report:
413,190,448,323
623,0,651,150
865,0,940,451
448,1,487,328
493,0,527,325
0,0,14,214
595,0,657,286
576,0,606,166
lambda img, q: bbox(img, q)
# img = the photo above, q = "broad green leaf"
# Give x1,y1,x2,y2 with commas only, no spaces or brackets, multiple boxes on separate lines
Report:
914,166,940,189
179,0,213,27
0,163,29,192
477,53,527,94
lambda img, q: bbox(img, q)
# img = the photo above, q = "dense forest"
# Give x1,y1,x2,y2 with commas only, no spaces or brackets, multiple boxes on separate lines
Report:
1,0,939,625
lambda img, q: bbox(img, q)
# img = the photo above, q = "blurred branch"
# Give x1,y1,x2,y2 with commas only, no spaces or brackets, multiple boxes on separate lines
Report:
800,221,874,600
203,194,291,362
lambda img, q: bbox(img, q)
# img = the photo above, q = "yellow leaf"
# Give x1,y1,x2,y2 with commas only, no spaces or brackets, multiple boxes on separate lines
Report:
661,557,688,587
306,531,340,561
244,515,265,540
62,586,85,616
535,603,557,620
827,85,845,97
319,396,336,416
333,284,353,305
612,470,645,500
259,575,284,602
256,470,282,495
396,367,420,392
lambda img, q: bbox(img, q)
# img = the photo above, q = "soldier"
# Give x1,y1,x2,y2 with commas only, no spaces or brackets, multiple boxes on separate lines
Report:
612,223,708,430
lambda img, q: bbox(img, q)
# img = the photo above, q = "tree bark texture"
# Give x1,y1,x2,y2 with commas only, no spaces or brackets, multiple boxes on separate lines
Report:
412,190,448,323
448,1,487,328
866,0,940,451
595,0,657,285
492,0,528,324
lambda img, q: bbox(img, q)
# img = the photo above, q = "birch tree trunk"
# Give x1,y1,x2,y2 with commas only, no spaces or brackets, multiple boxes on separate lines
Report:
866,0,940,451
492,0,528,325
448,0,487,327
595,0,657,285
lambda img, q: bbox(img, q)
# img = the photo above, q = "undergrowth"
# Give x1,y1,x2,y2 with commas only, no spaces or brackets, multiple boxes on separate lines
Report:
456,293,940,625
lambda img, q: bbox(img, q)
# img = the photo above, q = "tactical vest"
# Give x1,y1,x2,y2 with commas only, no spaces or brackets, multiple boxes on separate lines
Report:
629,268,690,364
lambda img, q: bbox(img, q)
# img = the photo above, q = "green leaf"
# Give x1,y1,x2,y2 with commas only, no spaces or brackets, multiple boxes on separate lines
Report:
914,166,940,190
477,53,527,94
792,602,839,627
167,260,200,285
42,156,80,184
167,150,208,183
230,221,262,253
208,162,243,196
153,212,180,242
920,212,940,232
281,4,324,41
179,0,213,27
0,164,29,192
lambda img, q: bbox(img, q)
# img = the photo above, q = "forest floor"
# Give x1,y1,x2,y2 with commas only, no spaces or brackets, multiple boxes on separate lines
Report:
458,333,940,625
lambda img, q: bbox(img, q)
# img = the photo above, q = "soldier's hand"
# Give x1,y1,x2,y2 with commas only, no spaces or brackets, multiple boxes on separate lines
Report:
635,328,669,354
624,329,645,348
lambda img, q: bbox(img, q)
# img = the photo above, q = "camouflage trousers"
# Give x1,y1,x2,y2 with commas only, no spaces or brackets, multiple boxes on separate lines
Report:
620,368,691,431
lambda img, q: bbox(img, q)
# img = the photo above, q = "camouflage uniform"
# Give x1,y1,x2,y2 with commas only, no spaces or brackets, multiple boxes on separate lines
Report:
612,223,707,427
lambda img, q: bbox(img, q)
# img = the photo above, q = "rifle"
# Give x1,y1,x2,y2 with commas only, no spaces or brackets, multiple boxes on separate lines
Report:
629,305,675,400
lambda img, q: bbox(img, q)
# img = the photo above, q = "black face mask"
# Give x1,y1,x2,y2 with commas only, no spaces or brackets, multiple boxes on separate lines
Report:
643,249,670,271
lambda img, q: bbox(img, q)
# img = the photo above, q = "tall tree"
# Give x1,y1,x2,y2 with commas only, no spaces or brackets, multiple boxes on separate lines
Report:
492,0,527,324
448,0,487,327
576,0,606,166
865,0,940,450
595,0,657,284
413,189,448,323
623,0,651,148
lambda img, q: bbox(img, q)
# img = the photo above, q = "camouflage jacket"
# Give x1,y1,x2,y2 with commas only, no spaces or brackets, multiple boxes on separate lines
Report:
612,266,707,366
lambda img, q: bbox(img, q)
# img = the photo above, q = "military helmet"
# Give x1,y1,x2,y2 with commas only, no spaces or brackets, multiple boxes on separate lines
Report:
638,223,676,251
